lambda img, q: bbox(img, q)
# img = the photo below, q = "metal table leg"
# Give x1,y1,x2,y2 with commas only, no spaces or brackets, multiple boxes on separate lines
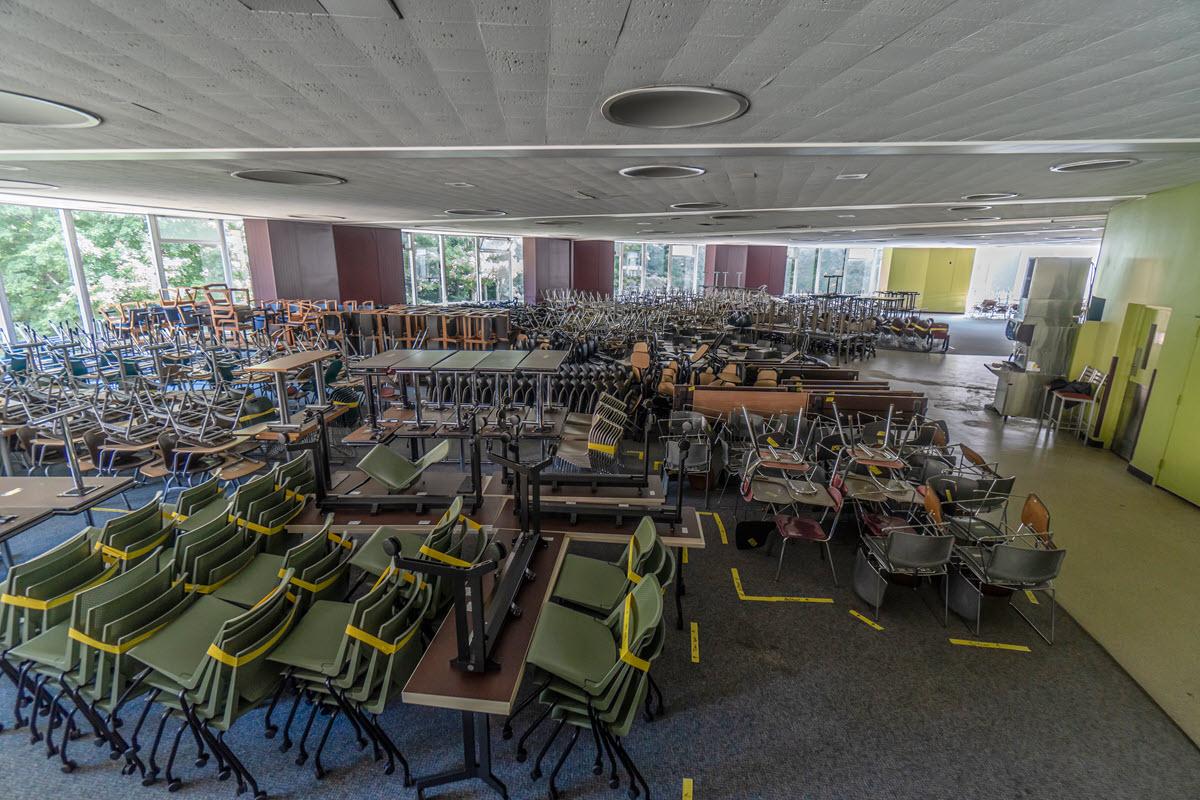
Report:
414,711,507,800
274,373,291,424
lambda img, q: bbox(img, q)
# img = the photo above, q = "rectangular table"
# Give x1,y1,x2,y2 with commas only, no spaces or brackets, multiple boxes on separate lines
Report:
243,349,338,424
517,350,570,429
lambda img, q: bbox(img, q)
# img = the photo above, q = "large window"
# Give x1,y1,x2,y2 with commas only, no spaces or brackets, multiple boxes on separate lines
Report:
784,246,882,295
0,205,80,335
402,232,525,304
73,211,159,309
0,202,250,340
668,244,704,292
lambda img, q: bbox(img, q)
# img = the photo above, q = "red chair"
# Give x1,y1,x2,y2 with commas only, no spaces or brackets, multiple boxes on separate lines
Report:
771,483,843,585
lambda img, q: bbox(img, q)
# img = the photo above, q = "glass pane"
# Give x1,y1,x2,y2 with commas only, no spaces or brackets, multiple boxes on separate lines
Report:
620,243,642,292
72,211,158,310
162,242,225,287
644,244,668,292
223,220,252,295
444,235,476,302
480,237,508,251
157,216,220,242
410,233,442,303
668,253,693,291
816,249,849,293
789,247,817,293
843,247,881,295
0,204,80,335
511,238,524,300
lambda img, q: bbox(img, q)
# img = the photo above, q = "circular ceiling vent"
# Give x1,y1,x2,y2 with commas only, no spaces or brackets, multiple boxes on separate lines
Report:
444,208,507,217
670,201,726,211
1050,158,1139,173
289,214,346,220
231,169,346,186
618,164,706,179
0,90,101,127
601,85,750,129
0,178,58,190
961,192,1019,201
947,204,992,212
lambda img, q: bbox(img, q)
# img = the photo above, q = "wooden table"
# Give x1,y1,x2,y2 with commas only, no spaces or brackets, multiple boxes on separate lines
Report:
0,476,135,513
242,349,338,424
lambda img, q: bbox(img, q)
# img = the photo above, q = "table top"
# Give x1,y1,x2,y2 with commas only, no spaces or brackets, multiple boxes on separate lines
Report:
402,534,566,715
389,350,455,371
244,349,338,373
0,507,57,542
517,349,570,373
756,448,813,472
475,350,528,372
352,349,424,371
0,476,135,513
430,350,494,372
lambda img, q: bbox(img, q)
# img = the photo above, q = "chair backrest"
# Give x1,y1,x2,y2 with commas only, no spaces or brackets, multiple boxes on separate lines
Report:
1020,493,1052,542
986,544,1066,585
885,531,953,570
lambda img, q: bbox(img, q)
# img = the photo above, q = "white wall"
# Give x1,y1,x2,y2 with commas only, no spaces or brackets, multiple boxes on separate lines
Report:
967,245,1100,310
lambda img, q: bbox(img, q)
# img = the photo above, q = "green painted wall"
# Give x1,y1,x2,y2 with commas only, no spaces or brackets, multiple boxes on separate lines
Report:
881,248,975,312
1074,179,1200,502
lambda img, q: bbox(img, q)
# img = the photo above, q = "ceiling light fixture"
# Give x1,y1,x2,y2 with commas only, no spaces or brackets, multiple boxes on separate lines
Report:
639,229,671,234
444,181,475,188
288,214,346,220
835,173,869,181
961,192,1019,201
0,89,101,127
0,178,58,190
1050,158,1139,173
231,169,346,185
618,164,706,179
836,214,856,219
601,85,749,129
710,214,753,221
534,219,581,226
962,216,1002,221
0,164,29,172
444,208,506,217
670,201,726,211
947,204,992,212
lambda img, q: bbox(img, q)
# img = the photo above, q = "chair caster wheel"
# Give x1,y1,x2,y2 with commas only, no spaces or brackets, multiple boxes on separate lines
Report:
264,727,277,739
383,765,395,776
530,768,542,781
142,774,158,787
47,745,59,757
195,755,209,768
62,760,77,773
501,726,512,740
610,778,620,789
516,749,527,763
316,770,326,781
167,779,182,793
355,737,367,750
219,768,232,781
255,792,268,800
295,755,308,766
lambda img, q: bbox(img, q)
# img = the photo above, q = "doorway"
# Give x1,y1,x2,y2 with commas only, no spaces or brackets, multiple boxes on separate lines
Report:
1112,305,1170,461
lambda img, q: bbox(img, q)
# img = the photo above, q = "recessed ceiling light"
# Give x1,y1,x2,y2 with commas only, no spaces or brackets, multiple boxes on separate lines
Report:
444,181,475,188
601,85,749,129
963,216,1001,221
835,173,869,181
711,214,753,221
697,222,720,227
618,164,706,179
444,208,506,216
670,201,726,211
0,164,29,172
948,204,992,212
0,89,101,127
1050,158,1139,173
289,214,346,220
639,229,671,234
962,192,1019,201
534,219,582,226
0,179,58,190
836,214,856,219
775,224,810,230
231,169,346,186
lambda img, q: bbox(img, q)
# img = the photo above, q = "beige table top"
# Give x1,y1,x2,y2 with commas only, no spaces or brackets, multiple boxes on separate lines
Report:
243,349,338,374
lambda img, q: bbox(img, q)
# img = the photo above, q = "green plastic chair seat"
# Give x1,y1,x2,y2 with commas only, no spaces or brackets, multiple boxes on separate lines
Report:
357,439,450,493
212,553,285,608
350,529,428,576
129,595,245,686
267,601,354,674
8,621,71,668
528,603,616,690
551,555,629,613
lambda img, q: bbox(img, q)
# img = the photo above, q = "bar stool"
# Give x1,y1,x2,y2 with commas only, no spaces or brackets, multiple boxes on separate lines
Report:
1040,366,1107,438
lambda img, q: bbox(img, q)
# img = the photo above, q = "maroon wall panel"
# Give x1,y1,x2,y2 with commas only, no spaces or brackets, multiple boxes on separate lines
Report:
373,228,407,305
523,237,573,303
704,244,748,288
570,240,614,296
332,226,407,304
244,219,278,301
744,245,789,295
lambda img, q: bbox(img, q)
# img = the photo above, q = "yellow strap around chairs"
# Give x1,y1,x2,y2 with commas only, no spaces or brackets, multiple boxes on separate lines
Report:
184,569,242,594
238,407,276,423
206,606,297,667
626,535,642,585
370,565,427,592
1,564,119,611
277,568,341,594
162,510,189,522
68,621,166,655
327,530,354,549
418,545,472,568
228,511,294,537
619,594,650,673
344,622,420,655
273,485,308,504
94,531,170,563
587,442,617,456
458,514,482,531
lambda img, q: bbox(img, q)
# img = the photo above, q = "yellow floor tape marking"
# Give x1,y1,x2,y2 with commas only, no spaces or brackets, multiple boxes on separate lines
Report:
91,507,126,514
690,622,700,663
949,638,1031,653
624,449,645,460
682,547,689,564
849,609,884,631
730,568,834,604
682,778,694,800
652,460,663,470
697,511,728,545
1025,589,1040,605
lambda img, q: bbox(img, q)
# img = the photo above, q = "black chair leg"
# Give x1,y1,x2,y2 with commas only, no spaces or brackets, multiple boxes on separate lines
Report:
122,688,159,777
295,697,319,765
313,707,340,779
59,705,80,772
530,718,565,781
616,738,651,800
143,707,171,785
163,718,187,792
279,689,303,752
503,675,550,740
262,669,290,739
515,702,553,762
549,726,581,800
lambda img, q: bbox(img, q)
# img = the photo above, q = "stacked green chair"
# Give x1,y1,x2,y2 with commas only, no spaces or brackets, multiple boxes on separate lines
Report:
356,439,451,493
227,472,307,555
519,575,665,800
126,572,297,797
162,477,232,532
550,516,659,615
93,495,175,570
213,518,354,609
350,495,462,581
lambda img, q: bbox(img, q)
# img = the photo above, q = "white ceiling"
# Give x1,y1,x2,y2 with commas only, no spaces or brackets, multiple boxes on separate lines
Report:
1,0,1199,246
